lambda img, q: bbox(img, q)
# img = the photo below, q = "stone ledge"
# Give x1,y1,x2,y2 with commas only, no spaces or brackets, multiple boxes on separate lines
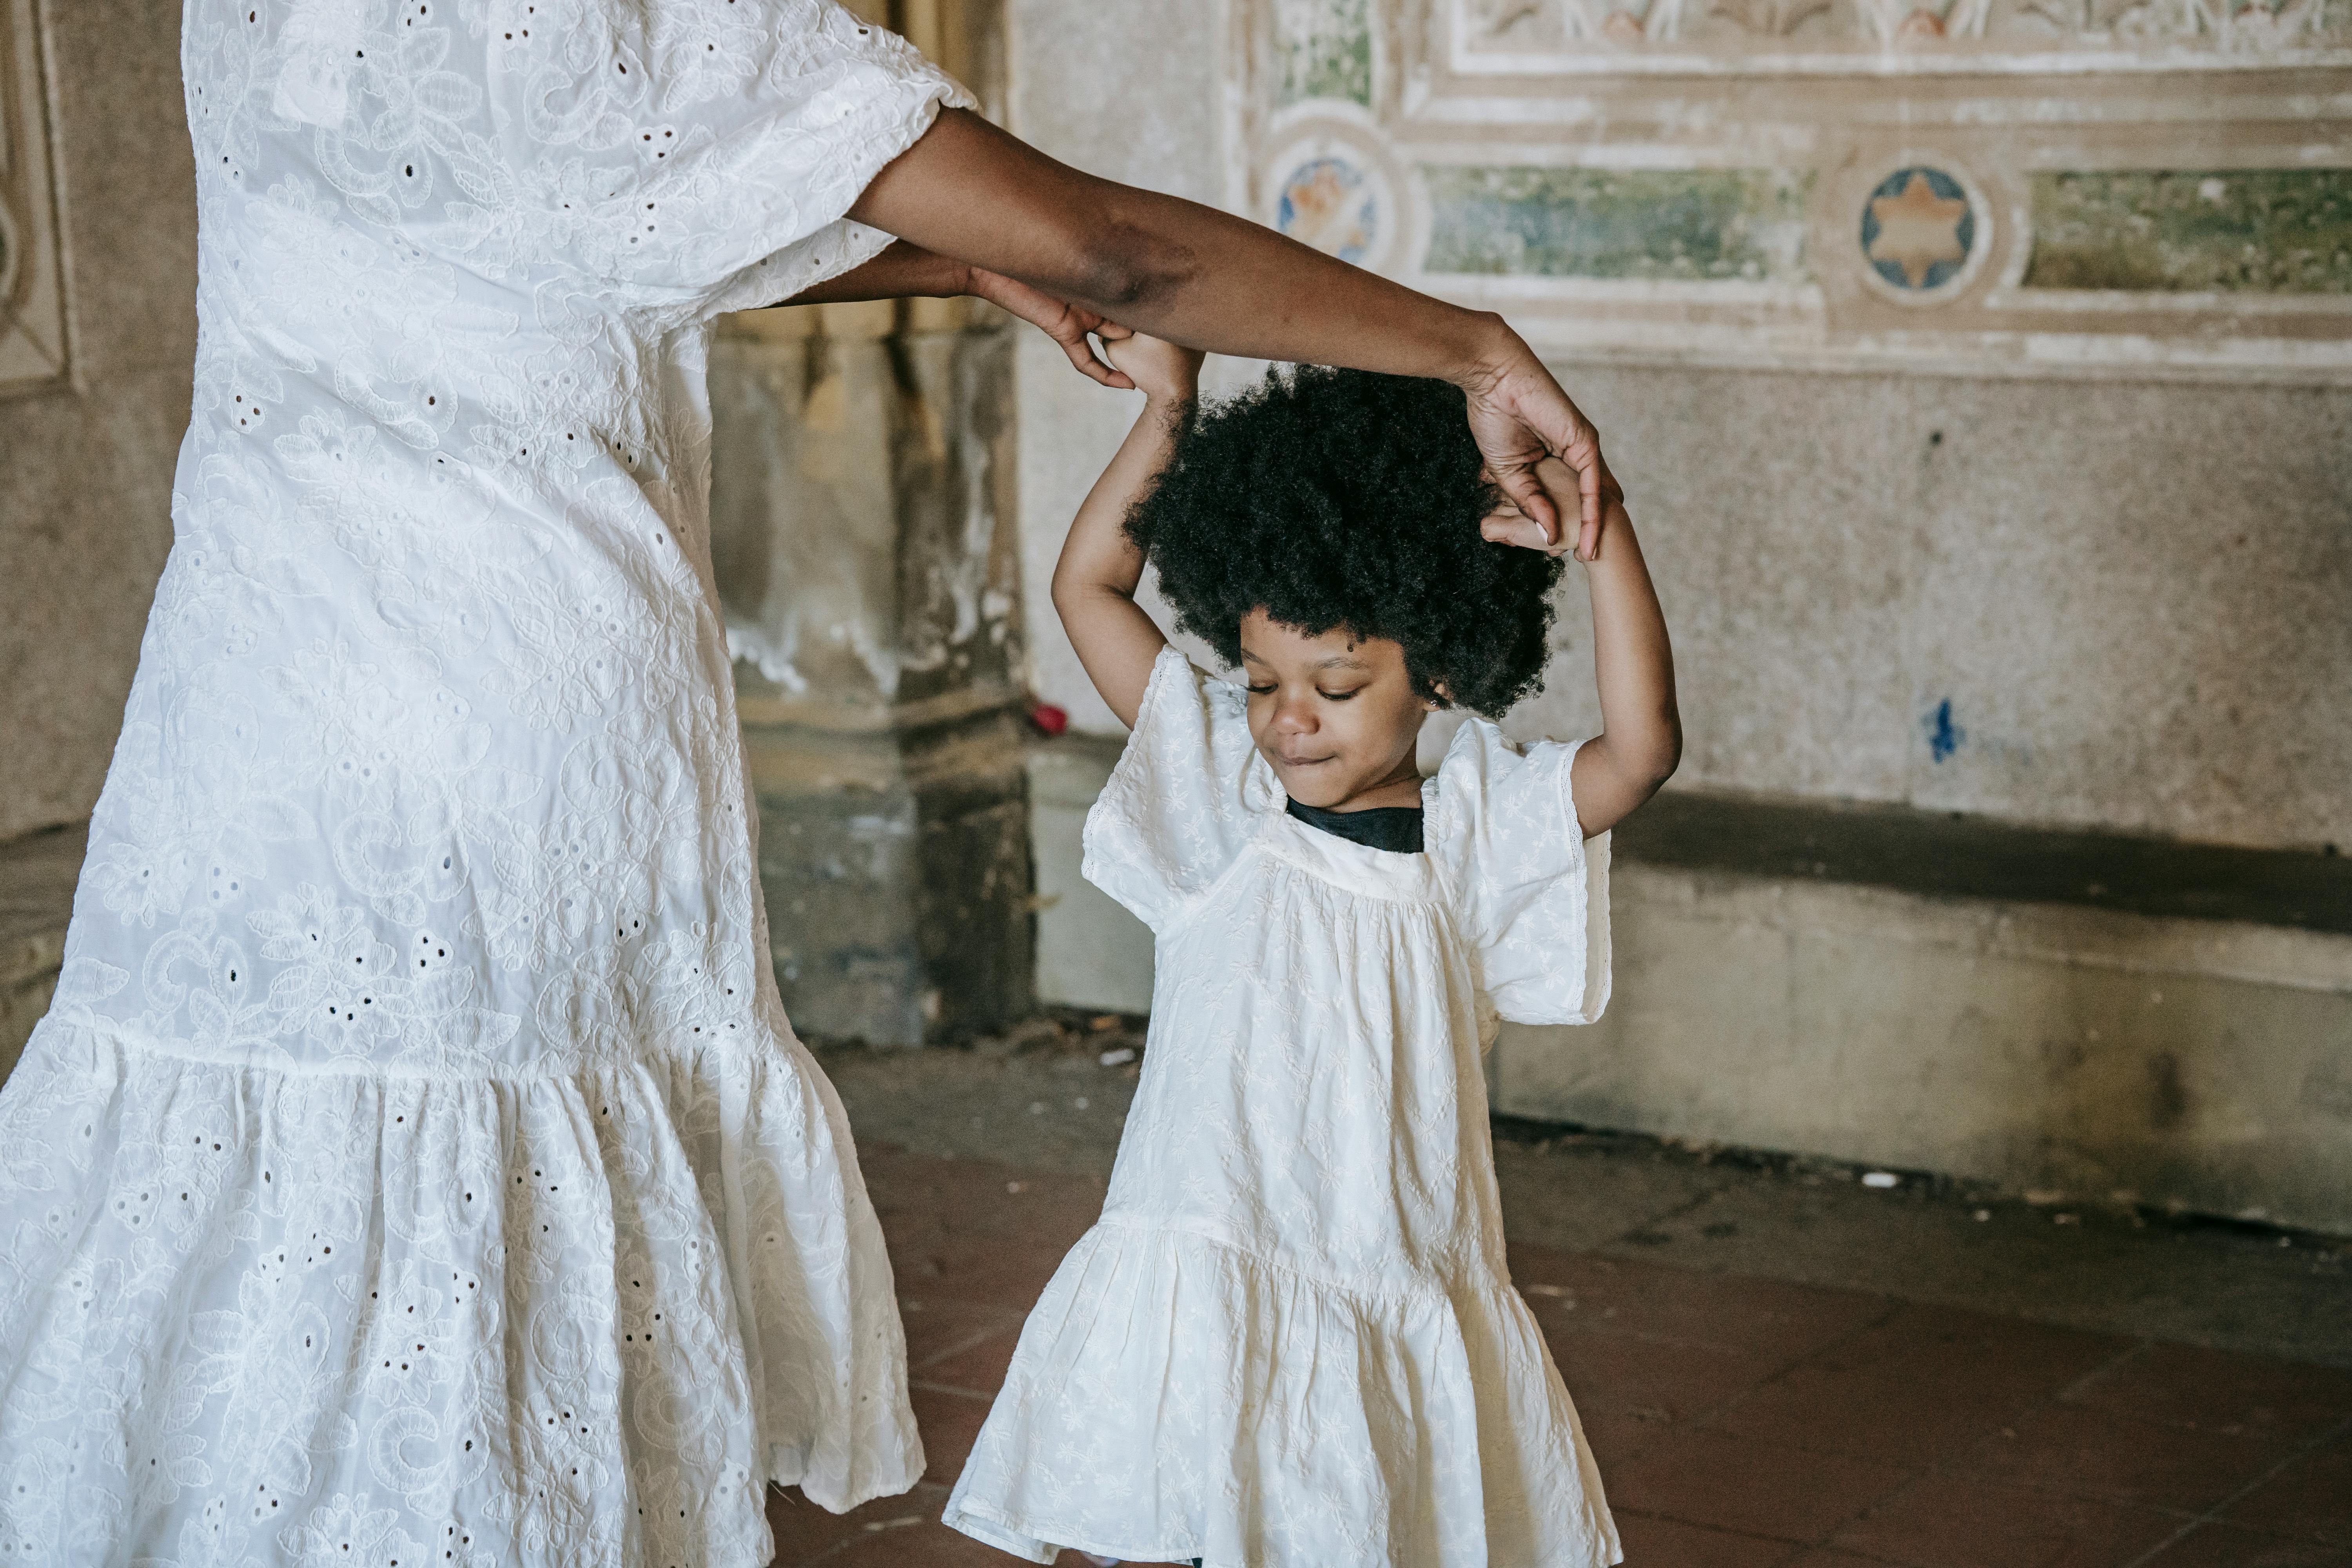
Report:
1494,858,2352,1236
1618,788,2351,936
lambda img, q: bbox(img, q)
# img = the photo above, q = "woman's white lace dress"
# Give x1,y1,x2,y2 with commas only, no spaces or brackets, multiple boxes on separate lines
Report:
942,648,1624,1568
0,3,969,1563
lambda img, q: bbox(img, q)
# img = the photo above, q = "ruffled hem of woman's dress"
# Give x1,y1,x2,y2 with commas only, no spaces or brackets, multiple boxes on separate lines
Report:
940,1221,1622,1568
0,1012,921,1565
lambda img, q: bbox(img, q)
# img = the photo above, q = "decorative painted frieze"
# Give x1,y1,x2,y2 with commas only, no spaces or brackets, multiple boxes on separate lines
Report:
2022,169,2352,292
1424,167,1814,282
1278,0,1376,103
1231,0,2352,379
0,0,70,399
1453,0,2351,69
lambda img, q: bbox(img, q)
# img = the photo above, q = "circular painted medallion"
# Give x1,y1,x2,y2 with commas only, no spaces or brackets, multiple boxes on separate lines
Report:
1276,155,1380,265
1859,166,1978,295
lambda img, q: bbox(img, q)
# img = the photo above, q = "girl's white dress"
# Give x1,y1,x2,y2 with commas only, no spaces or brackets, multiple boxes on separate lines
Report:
0,3,965,1564
944,647,1624,1568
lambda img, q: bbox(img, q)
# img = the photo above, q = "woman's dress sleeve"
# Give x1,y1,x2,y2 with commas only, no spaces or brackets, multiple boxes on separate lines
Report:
1426,718,1612,1028
518,0,977,312
1080,646,1276,936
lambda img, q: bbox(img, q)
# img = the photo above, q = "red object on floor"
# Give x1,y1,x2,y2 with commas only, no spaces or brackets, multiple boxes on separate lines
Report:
1029,703,1069,737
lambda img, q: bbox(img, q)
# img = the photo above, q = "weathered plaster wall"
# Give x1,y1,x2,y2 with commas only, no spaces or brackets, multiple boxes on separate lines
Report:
1005,0,2352,855
1498,868,2352,1236
0,0,194,844
1504,367,2352,852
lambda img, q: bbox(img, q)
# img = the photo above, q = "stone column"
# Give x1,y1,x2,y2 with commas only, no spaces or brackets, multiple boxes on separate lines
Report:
710,286,1034,1045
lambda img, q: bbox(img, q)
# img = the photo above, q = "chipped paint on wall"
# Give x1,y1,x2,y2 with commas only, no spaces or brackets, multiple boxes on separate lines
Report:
1422,166,1814,281
2023,170,2352,294
1926,699,1966,762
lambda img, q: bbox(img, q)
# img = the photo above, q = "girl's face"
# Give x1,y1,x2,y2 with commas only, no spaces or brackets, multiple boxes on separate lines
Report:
1238,607,1433,811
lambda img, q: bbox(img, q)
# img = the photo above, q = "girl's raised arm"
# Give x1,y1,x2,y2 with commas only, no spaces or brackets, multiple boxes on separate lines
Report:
1492,458,1681,838
1049,336,1203,728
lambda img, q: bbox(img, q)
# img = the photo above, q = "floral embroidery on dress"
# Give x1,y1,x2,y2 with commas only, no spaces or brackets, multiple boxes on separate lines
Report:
0,1,972,1562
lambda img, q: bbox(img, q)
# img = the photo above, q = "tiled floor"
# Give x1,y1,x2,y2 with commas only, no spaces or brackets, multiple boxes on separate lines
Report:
767,1146,2352,1567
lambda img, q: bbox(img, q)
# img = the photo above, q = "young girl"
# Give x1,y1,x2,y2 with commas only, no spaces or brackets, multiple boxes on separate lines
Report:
942,336,1679,1568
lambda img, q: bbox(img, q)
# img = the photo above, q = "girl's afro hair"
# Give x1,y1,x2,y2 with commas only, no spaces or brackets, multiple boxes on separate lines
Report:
1125,365,1564,719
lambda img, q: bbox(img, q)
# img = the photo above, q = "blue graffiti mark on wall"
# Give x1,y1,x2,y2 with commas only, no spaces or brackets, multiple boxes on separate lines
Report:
1925,699,1965,762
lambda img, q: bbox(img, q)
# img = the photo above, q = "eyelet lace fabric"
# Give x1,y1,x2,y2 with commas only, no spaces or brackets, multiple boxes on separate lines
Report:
0,2,971,1563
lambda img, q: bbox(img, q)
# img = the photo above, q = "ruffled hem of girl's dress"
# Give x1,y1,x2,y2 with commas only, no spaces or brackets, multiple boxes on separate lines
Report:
940,1221,1623,1568
0,1012,920,1566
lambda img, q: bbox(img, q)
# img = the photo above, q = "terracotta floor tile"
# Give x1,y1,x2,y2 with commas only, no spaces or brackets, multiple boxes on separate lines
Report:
766,1483,871,1564
1510,1245,1887,1363
2138,1521,2352,1567
1800,1301,2129,1399
911,1382,995,1486
2067,1345,2352,1445
1615,1510,1801,1566
2224,1430,2352,1544
869,1156,1107,1252
1544,1318,1788,1424
897,1294,1031,1372
1605,1425,1912,1542
898,1237,1075,1312
1711,1360,2053,1469
816,1514,1024,1568
1828,1471,2186,1568
920,1322,1027,1397
1954,1402,2299,1512
1577,1401,1685,1469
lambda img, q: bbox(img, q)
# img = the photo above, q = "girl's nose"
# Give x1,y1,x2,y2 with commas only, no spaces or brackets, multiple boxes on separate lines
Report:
1271,695,1316,734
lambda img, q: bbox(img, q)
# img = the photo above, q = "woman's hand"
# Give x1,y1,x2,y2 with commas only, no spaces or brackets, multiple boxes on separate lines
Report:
1458,322,1612,561
1101,333,1203,409
1479,450,1628,561
771,241,1135,388
964,265,1136,388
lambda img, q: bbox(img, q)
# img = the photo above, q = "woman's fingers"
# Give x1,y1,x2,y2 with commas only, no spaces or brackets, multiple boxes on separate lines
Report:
1481,453,1618,560
1041,305,1133,387
1464,334,1612,559
969,267,1136,387
1060,328,1134,387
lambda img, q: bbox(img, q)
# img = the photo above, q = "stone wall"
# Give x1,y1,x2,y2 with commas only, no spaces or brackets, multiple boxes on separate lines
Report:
0,0,193,844
707,2,1040,1045
1005,0,2352,1230
1007,0,2352,857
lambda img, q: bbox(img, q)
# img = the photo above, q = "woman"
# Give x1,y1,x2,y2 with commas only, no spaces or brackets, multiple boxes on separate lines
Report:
0,2,1621,1564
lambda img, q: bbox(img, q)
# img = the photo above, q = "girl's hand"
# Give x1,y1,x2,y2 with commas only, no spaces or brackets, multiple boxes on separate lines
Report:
1102,333,1204,408
1479,454,1625,561
964,265,1137,388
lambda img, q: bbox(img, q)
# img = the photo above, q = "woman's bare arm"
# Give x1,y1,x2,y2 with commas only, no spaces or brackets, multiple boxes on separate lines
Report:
849,109,1613,559
768,239,1135,388
1049,338,1204,726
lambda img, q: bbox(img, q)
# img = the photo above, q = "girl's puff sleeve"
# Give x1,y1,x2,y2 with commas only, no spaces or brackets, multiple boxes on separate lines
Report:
513,0,976,314
1081,646,1274,936
1426,718,1612,1029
